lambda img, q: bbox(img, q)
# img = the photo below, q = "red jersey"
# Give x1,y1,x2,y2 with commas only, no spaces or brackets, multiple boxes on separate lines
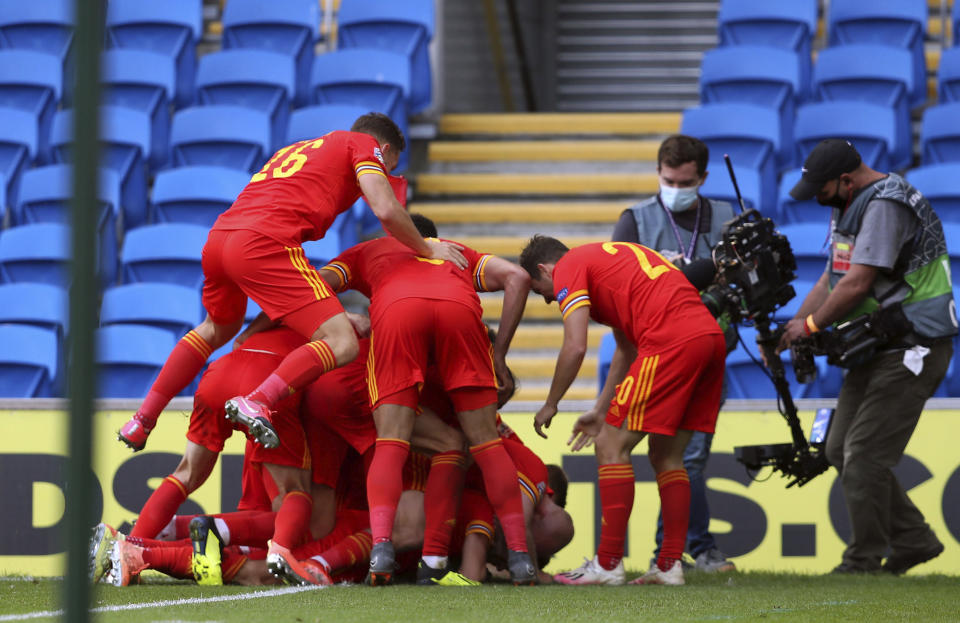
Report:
324,237,495,322
552,242,720,351
212,131,388,246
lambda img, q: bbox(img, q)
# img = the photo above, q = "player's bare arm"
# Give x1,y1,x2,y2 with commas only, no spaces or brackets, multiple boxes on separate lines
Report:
233,312,279,349
534,306,590,439
358,173,467,269
476,256,532,399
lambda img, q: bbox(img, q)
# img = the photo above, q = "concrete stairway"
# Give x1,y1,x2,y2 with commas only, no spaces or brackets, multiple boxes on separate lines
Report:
410,112,679,408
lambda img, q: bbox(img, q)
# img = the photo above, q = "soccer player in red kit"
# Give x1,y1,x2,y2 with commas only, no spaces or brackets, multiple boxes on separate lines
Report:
519,237,725,586
118,112,465,451
318,215,537,586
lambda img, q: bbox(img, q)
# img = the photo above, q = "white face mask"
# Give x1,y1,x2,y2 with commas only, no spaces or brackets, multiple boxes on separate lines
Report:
659,184,699,212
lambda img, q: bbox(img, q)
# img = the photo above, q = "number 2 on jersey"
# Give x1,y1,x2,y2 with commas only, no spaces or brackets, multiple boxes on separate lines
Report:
250,138,325,183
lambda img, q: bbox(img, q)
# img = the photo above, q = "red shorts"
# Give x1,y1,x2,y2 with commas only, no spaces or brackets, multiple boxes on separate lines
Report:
188,349,286,453
368,298,496,411
307,419,350,488
238,440,274,512
302,338,377,457
202,228,344,335
606,332,725,435
504,437,547,506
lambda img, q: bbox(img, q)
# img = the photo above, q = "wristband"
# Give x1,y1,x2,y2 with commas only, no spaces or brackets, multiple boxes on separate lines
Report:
805,314,820,334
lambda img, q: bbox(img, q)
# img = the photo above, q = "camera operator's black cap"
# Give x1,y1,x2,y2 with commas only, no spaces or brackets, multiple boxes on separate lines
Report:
789,139,862,201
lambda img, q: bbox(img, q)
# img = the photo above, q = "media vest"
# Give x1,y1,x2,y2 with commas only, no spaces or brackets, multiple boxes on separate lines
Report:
628,195,736,261
829,174,958,340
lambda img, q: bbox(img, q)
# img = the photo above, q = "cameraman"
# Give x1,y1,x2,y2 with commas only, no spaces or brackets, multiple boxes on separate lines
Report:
612,135,736,573
779,139,957,574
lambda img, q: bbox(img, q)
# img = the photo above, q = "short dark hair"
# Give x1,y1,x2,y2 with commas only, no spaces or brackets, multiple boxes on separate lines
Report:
351,112,406,153
546,464,568,508
519,235,569,280
409,213,437,238
658,134,709,177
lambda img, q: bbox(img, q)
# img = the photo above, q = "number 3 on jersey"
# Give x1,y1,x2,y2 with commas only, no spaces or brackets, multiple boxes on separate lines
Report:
250,138,325,183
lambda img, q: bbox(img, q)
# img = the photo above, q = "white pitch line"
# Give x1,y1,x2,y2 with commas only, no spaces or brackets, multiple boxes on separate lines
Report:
0,585,323,622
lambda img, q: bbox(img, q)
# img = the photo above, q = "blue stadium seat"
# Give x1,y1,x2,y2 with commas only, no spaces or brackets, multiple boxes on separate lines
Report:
777,168,826,225
920,103,960,165
699,161,762,213
196,49,296,151
773,279,816,322
726,326,821,399
222,0,319,106
717,0,817,92
0,106,38,210
120,223,207,289
14,165,120,286
0,0,74,63
906,164,960,224
0,323,59,397
700,45,803,137
955,2,960,53
778,223,830,282
0,222,69,285
170,105,272,173
105,0,202,108
302,233,341,270
96,324,178,398
286,104,369,144
812,44,913,170
151,165,249,227
942,223,960,281
0,50,62,162
597,331,615,391
337,0,434,114
681,103,782,212
309,49,411,171
101,49,176,169
828,0,927,107
937,47,960,104
794,102,897,172
50,107,151,229
100,282,202,340
0,282,68,339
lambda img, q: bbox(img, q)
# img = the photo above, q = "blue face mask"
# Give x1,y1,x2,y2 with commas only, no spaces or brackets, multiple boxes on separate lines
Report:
659,184,699,212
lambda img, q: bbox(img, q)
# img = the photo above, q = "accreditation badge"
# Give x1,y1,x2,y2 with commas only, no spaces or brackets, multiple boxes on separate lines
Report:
831,232,854,275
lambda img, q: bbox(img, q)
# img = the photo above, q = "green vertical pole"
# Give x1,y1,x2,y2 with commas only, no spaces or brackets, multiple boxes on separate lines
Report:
63,0,103,621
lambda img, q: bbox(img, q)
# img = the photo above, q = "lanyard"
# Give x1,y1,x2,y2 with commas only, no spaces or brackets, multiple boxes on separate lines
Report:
657,195,702,261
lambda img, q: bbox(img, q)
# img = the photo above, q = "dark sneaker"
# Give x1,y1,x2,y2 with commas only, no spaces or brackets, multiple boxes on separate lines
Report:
190,516,224,585
118,413,155,451
224,396,279,449
367,541,396,586
829,562,877,575
416,559,447,586
882,541,944,575
507,550,537,586
694,548,736,573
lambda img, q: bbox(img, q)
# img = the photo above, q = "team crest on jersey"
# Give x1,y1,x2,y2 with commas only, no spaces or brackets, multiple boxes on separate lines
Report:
374,147,385,164
556,287,569,304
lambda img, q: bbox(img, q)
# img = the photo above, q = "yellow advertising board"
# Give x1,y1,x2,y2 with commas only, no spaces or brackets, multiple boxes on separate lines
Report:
1,408,958,576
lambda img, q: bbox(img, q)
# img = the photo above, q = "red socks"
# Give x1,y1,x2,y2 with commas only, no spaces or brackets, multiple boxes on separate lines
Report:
469,438,527,553
139,330,213,421
248,341,337,406
366,438,410,544
596,463,635,570
271,491,313,549
141,544,193,580
217,511,277,547
657,468,691,571
319,531,373,573
130,476,188,539
422,451,467,557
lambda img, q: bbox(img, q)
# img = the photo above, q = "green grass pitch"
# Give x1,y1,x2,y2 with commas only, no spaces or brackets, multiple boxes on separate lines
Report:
2,572,958,623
